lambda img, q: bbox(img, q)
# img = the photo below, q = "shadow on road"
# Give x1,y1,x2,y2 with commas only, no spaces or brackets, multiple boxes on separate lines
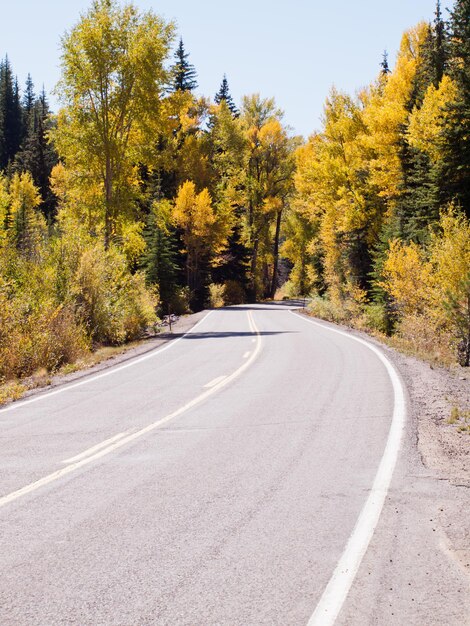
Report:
173,330,297,340
210,300,307,312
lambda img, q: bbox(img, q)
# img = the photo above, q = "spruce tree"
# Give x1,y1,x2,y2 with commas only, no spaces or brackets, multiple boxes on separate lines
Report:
433,0,447,85
440,0,470,217
22,74,35,137
170,39,198,92
0,57,23,170
142,175,179,310
215,75,238,116
15,88,58,222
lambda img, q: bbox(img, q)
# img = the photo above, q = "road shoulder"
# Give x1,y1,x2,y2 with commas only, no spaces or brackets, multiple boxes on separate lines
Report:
299,311,469,587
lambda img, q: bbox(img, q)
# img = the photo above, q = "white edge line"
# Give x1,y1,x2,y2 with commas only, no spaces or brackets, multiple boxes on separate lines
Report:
289,311,406,626
62,431,129,464
0,311,262,509
0,312,213,415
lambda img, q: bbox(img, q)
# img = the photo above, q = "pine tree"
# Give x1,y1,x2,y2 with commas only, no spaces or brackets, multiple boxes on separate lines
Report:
170,38,198,92
215,75,238,116
440,0,470,217
0,57,23,170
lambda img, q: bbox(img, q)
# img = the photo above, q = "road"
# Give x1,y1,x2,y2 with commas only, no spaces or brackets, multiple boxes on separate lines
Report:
0,302,468,625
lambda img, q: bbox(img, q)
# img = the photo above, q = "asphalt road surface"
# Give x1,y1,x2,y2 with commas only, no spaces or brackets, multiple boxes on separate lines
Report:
0,303,468,625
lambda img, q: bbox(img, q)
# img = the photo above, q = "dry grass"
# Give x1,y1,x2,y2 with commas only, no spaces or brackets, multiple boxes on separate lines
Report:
0,337,151,408
447,405,470,433
305,296,459,369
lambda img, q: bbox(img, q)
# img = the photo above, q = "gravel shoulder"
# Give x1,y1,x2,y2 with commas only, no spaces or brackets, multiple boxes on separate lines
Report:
303,312,469,584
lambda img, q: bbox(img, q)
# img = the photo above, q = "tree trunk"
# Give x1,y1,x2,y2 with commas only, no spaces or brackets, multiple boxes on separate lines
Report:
250,237,259,300
269,209,282,299
104,154,112,250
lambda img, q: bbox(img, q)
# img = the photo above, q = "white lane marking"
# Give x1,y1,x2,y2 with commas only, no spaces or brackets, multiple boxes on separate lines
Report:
0,311,262,509
290,311,406,626
203,375,227,389
62,432,129,464
243,351,251,359
0,312,213,415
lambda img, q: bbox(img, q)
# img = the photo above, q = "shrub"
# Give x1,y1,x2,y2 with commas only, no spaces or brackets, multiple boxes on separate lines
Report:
223,280,245,305
169,286,192,315
74,245,158,345
363,302,390,334
207,283,225,308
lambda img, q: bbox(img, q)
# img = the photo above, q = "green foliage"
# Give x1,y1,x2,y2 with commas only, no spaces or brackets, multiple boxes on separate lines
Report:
0,57,23,170
215,75,238,116
170,38,198,92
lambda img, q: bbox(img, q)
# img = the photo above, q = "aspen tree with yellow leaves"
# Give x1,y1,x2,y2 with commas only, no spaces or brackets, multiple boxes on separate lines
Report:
289,7,470,365
173,181,231,303
53,0,174,248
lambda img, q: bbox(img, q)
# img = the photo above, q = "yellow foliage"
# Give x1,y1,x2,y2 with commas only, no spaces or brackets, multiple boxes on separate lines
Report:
408,75,459,161
120,221,146,267
362,22,429,199
381,239,434,316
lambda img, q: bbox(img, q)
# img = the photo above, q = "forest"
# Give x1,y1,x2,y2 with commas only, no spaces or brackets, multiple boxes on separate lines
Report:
0,0,469,397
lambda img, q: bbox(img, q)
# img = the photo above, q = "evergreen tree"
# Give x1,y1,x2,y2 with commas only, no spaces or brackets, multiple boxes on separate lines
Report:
380,51,390,76
440,0,470,217
394,19,445,242
215,75,238,116
0,57,23,170
433,0,447,85
22,74,35,138
170,38,198,92
142,176,179,310
15,88,58,223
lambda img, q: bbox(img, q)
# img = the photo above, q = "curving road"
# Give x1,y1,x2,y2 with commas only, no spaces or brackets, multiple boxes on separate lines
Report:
0,303,467,625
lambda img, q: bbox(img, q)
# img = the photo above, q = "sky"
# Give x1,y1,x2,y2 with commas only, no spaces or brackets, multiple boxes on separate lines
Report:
0,0,455,138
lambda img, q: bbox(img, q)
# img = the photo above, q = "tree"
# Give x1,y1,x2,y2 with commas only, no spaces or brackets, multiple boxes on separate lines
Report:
0,57,23,170
143,196,179,310
173,180,230,303
15,89,58,223
440,0,470,217
236,95,296,299
208,99,249,287
433,0,447,85
22,74,35,134
215,75,238,116
170,38,198,92
7,171,46,258
380,51,390,76
53,0,174,247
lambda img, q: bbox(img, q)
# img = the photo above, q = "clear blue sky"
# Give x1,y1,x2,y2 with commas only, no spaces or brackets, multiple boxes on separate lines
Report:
1,0,454,138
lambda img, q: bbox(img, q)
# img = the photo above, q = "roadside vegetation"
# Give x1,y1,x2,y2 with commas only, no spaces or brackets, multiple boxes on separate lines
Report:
288,1,470,368
0,0,469,404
